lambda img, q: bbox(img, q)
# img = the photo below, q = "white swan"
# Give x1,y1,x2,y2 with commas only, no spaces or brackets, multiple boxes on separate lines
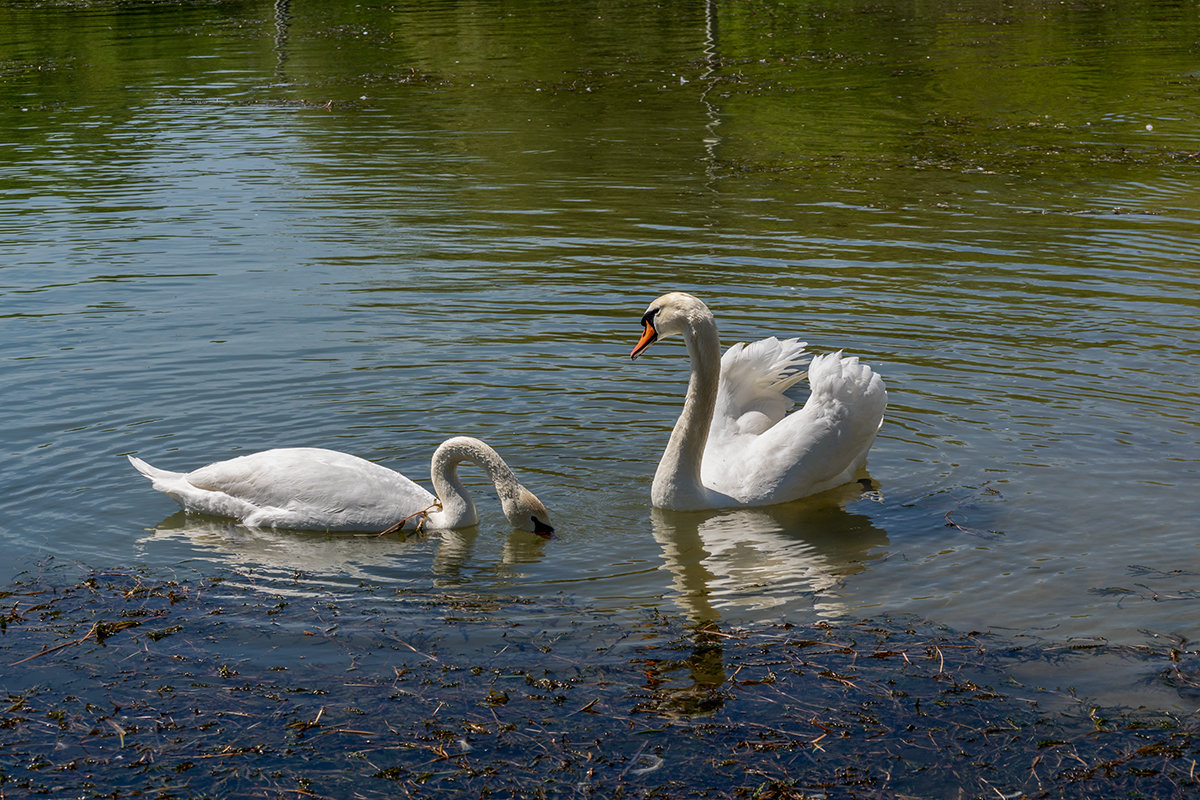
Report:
127,436,554,536
630,292,887,511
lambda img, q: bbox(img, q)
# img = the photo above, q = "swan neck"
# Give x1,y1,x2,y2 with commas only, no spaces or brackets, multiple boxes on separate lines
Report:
654,315,721,507
430,437,521,527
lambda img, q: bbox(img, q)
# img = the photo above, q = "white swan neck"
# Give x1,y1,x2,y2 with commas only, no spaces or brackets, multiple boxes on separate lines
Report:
653,314,721,508
430,437,521,527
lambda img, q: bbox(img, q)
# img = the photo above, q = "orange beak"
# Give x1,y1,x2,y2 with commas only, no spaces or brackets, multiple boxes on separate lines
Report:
630,320,658,360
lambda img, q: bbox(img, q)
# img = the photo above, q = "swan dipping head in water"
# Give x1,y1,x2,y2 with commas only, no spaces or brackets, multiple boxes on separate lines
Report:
128,435,554,537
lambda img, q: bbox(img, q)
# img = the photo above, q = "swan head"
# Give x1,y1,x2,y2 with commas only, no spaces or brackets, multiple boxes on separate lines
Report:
503,486,556,539
630,292,712,359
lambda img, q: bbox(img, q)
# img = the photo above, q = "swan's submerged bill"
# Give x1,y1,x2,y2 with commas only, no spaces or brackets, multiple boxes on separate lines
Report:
128,436,554,537
630,291,887,511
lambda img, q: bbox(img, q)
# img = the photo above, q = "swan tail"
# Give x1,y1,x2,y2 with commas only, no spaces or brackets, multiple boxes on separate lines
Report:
128,454,179,483
129,454,274,521
127,454,199,510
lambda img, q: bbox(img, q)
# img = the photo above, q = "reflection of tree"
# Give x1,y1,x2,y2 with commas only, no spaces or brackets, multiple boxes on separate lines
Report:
273,0,291,80
643,484,888,715
701,0,721,180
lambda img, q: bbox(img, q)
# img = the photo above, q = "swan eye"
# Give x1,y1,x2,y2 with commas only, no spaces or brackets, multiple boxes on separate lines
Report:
640,308,658,327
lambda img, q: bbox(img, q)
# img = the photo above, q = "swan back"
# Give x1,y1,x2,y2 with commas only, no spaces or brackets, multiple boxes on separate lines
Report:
128,449,434,531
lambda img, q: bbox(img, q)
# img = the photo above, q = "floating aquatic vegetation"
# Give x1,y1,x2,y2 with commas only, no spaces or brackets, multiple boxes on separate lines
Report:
0,560,1196,798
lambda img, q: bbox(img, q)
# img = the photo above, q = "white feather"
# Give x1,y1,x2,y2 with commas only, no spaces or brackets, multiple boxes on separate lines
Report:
632,292,887,511
127,437,553,535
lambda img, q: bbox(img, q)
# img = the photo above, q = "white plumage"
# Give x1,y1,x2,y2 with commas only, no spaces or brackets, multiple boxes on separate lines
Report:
128,436,553,535
631,292,887,511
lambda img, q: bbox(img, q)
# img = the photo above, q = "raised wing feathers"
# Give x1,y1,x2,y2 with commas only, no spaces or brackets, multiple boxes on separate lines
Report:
709,337,809,441
704,349,887,505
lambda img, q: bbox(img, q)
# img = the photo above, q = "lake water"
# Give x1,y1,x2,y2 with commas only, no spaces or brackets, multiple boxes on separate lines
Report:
2,0,1198,712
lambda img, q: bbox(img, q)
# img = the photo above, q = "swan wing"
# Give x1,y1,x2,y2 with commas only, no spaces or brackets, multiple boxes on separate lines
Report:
703,352,886,504
132,448,435,531
709,337,809,443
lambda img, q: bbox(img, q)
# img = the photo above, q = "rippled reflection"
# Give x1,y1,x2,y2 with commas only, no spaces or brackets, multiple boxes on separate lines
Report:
639,481,889,715
136,512,550,596
273,0,292,81
650,482,888,623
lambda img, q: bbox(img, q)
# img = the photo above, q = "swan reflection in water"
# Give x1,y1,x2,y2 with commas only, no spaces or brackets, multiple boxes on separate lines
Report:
136,512,551,595
644,481,888,715
651,480,888,624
